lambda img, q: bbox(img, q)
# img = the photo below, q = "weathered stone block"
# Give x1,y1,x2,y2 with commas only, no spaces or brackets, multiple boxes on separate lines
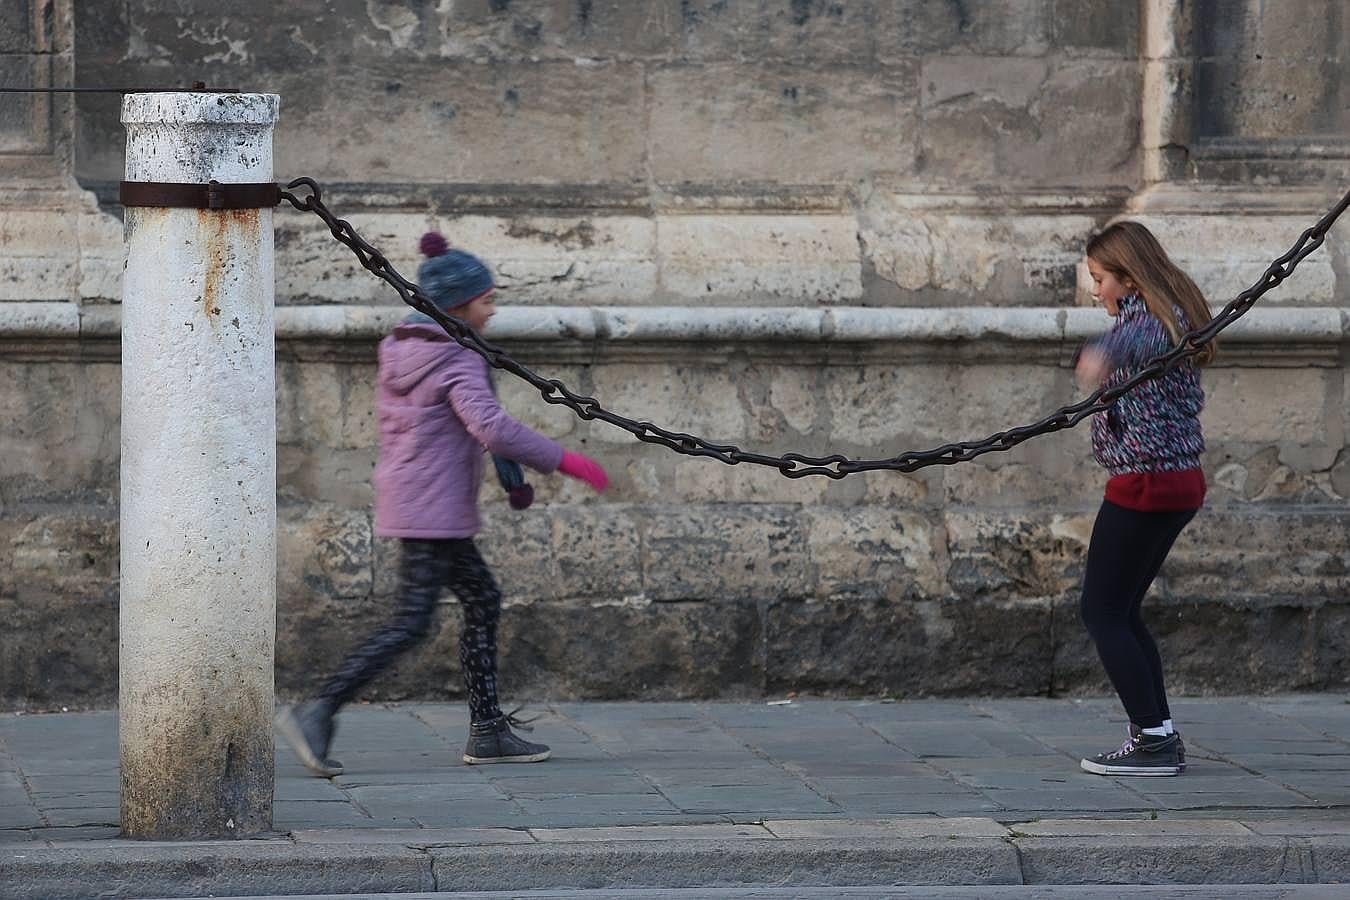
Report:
278,445,377,509
375,0,681,60
278,502,374,602
277,212,657,307
0,361,119,503
670,458,833,506
802,507,945,601
1052,591,1328,699
0,587,118,709
1011,60,1140,179
656,214,863,305
1050,0,1140,55
642,506,812,602
1207,445,1345,507
481,504,643,604
944,511,1091,601
1126,214,1338,305
0,510,118,708
1202,368,1329,446
1,510,119,595
1195,58,1344,139
674,1,882,63
589,360,749,445
825,362,1063,449
0,258,76,301
276,359,376,451
940,442,1105,509
1165,509,1350,603
860,206,1099,303
881,0,1052,58
648,63,919,182
282,60,647,183
763,595,1053,696
922,56,1049,110
495,362,585,440
498,599,764,699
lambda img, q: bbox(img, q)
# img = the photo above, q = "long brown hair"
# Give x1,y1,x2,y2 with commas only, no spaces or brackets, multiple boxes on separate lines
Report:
1086,221,1216,366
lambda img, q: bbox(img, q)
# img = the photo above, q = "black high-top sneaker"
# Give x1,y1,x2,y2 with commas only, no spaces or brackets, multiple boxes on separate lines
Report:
1081,731,1182,776
276,701,343,777
1130,723,1186,772
463,711,551,765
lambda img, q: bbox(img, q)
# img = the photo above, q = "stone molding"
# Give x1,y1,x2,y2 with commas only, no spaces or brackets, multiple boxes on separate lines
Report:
2,303,1344,367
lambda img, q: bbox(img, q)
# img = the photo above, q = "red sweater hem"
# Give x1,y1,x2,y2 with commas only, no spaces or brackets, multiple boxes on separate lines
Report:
1105,468,1206,512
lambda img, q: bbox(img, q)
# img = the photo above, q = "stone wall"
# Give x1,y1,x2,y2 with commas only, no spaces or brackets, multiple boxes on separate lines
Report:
1,0,1347,708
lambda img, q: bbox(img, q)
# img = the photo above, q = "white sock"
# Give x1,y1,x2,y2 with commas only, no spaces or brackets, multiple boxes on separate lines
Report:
1163,719,1175,734
1141,725,1169,737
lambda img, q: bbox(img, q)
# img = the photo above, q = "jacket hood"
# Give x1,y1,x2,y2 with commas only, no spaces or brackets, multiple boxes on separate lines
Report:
380,322,460,396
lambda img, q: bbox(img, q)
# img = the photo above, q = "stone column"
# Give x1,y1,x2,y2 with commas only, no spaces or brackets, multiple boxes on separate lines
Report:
1140,0,1195,184
119,92,280,839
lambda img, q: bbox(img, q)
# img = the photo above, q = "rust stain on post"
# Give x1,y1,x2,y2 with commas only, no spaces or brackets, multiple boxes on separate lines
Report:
198,209,261,324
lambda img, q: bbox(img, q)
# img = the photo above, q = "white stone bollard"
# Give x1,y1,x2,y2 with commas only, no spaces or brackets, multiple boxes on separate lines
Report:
119,92,279,839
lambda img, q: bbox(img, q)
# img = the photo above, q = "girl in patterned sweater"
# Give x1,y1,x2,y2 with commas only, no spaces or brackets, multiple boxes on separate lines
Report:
1073,221,1215,777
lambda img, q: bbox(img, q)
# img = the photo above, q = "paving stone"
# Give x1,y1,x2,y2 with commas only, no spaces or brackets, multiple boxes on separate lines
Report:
40,807,118,827
1011,818,1252,837
1244,818,1350,836
22,775,117,794
30,792,119,810
1237,753,1350,772
949,772,1125,791
292,826,534,845
806,776,982,796
764,817,1009,839
0,807,41,829
979,788,1148,813
528,823,773,842
346,783,509,804
833,795,1005,816
1137,790,1320,810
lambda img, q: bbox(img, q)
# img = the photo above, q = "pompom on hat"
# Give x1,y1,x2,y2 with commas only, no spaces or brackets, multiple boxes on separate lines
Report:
416,231,494,314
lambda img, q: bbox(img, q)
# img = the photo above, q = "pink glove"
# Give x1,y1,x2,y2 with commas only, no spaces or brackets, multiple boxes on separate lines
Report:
558,450,609,493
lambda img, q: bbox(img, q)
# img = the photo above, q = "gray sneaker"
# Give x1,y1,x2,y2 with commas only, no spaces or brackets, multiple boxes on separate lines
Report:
1130,723,1186,772
1081,731,1182,776
463,711,551,765
277,701,343,777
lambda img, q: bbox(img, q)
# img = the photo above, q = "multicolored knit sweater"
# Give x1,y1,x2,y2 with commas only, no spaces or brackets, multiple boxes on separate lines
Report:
1089,293,1205,477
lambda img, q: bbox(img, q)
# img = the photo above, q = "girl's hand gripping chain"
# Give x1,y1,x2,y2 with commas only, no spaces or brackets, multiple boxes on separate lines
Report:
558,450,609,492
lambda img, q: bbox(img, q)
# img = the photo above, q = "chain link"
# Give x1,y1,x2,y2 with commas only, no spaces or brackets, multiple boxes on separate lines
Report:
280,177,1350,479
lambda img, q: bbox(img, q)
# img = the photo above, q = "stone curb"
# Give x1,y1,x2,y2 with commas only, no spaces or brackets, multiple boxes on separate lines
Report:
1,303,1347,344
5,822,1350,898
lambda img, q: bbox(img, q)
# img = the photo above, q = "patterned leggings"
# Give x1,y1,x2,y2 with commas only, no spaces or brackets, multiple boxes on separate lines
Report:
316,538,503,723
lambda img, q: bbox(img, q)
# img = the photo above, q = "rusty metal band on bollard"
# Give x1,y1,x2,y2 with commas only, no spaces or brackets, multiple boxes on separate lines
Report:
119,180,282,210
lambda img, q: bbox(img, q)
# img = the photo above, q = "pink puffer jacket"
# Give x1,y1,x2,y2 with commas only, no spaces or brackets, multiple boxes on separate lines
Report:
372,323,563,538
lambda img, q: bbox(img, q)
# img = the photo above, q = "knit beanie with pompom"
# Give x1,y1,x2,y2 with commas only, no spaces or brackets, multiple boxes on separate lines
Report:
416,231,494,313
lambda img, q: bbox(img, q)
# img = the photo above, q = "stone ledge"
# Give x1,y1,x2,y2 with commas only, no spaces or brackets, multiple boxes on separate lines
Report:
7,825,1350,898
2,303,1346,346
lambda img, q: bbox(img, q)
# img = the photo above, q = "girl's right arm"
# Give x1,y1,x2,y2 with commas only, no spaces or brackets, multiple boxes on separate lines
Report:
443,353,564,474
1093,315,1171,374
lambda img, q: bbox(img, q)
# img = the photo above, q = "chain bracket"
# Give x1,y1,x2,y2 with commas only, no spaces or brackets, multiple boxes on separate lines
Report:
119,180,282,210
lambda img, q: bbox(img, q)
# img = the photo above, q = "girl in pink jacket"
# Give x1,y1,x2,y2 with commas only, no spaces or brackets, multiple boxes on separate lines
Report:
279,233,608,775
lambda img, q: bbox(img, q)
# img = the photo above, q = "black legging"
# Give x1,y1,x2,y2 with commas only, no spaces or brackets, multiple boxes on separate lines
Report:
1080,500,1196,729
316,538,503,723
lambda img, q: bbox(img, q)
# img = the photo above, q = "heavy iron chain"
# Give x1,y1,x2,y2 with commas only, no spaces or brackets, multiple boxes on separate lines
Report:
279,178,1350,479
